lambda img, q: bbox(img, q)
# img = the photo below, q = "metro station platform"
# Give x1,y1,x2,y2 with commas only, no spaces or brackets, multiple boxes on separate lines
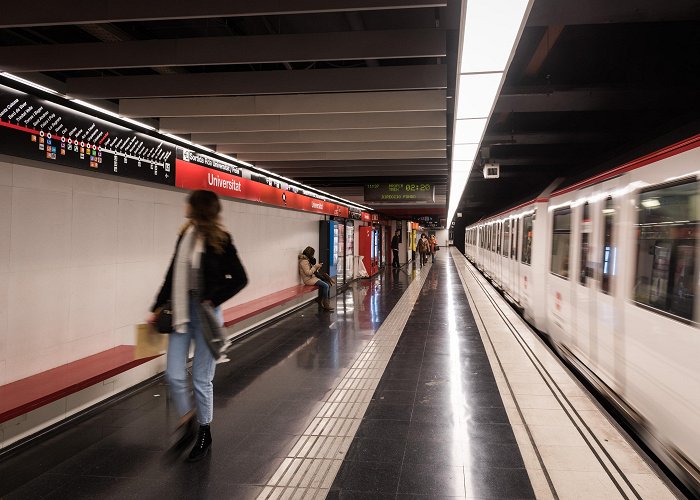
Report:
0,250,681,499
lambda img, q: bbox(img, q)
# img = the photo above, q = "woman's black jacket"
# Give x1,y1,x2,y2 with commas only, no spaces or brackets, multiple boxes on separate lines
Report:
151,232,248,312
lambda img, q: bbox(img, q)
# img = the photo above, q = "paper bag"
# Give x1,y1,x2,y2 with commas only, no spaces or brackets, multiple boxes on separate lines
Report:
135,323,168,359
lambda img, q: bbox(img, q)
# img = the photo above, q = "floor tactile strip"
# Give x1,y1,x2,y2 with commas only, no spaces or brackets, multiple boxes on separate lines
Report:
256,265,432,500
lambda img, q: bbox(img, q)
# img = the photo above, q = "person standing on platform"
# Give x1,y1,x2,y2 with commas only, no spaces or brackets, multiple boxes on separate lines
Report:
299,246,334,311
418,233,430,267
149,190,248,462
429,234,438,263
391,229,401,268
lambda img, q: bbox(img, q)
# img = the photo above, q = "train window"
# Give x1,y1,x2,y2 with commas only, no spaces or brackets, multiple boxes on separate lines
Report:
601,197,616,294
579,203,592,285
551,208,571,279
521,214,533,265
503,220,510,256
511,218,519,259
634,180,698,322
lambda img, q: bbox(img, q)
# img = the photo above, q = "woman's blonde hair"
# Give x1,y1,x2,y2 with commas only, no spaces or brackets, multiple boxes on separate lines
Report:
186,190,227,254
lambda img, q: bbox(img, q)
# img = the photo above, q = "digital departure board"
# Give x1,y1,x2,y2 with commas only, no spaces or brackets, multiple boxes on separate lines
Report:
0,83,175,185
364,182,435,203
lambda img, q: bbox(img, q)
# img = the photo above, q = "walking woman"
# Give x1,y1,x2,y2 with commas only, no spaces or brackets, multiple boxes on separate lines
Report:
150,190,248,462
299,246,334,310
429,234,438,263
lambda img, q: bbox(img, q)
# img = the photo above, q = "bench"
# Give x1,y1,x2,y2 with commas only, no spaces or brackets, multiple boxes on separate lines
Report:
0,346,161,424
222,283,319,331
0,283,319,436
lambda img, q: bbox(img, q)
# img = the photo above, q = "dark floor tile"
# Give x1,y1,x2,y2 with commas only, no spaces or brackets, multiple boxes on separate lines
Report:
234,432,300,458
466,466,535,499
344,437,406,463
372,389,416,405
354,419,410,441
332,461,401,494
397,462,466,497
403,437,467,466
467,442,528,469
407,421,468,443
467,423,518,445
3,473,69,500
326,490,396,500
364,403,413,421
374,378,419,392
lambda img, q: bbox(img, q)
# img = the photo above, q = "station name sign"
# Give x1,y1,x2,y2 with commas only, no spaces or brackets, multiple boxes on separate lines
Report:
0,78,361,219
364,182,435,203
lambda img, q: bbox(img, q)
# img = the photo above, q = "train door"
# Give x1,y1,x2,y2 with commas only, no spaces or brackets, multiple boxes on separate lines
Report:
547,205,575,344
520,212,535,321
502,219,510,294
510,216,520,304
594,190,621,385
574,195,598,362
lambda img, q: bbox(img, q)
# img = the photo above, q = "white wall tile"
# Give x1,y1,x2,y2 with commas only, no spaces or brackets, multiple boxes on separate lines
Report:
154,203,184,259
13,164,72,193
117,199,154,263
118,182,155,202
153,187,186,206
0,273,7,374
0,357,5,387
67,265,116,343
62,331,115,366
6,268,70,362
0,186,10,273
6,342,64,383
70,193,118,266
10,187,72,271
72,174,118,198
114,261,159,329
0,160,12,186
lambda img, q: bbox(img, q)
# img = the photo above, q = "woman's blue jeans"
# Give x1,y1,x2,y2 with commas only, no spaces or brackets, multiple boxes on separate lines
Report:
316,279,330,299
166,298,218,425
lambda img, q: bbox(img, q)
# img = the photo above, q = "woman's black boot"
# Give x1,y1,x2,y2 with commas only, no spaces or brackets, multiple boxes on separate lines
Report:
187,424,212,462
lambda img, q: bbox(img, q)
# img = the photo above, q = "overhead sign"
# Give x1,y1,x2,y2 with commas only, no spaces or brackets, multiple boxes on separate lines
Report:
0,83,175,185
0,78,363,219
364,182,435,203
416,215,442,228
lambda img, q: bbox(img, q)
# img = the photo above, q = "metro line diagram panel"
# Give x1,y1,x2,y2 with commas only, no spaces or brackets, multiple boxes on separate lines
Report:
0,83,175,185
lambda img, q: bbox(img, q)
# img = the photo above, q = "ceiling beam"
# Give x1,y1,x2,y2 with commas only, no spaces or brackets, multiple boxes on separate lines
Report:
483,131,613,145
66,65,447,99
237,150,446,161
253,159,448,168
216,140,445,154
0,29,445,72
192,127,446,144
119,90,446,118
0,1,447,28
160,111,446,133
495,87,696,113
527,0,700,26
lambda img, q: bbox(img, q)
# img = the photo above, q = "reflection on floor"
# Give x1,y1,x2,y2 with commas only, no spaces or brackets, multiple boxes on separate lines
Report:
0,262,421,499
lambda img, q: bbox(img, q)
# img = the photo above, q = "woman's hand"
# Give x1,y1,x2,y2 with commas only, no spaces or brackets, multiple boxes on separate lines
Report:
147,312,157,325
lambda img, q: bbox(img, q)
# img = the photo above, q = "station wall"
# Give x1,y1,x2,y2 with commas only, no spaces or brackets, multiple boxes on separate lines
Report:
0,156,323,385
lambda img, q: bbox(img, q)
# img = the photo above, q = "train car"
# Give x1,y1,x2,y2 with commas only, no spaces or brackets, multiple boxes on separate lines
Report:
464,135,700,493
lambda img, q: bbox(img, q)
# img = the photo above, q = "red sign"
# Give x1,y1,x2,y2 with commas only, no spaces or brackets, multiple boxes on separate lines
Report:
176,159,349,218
361,211,371,222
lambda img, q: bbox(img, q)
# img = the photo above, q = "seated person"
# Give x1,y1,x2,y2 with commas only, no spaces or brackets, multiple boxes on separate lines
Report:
298,246,334,311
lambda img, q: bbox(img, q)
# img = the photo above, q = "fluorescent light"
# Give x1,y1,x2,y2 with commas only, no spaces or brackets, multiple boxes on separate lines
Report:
641,198,660,208
460,0,531,73
456,72,503,119
452,144,479,162
454,118,488,144
0,72,61,96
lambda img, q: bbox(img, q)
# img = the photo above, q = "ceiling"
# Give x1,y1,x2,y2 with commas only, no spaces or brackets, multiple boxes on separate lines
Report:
0,1,698,223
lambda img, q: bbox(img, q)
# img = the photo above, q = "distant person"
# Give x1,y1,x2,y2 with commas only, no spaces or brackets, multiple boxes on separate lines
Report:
418,233,430,267
149,190,248,462
299,246,334,311
391,229,401,268
429,234,438,263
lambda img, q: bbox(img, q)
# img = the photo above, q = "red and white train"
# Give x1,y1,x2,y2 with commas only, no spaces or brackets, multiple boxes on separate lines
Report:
465,135,700,493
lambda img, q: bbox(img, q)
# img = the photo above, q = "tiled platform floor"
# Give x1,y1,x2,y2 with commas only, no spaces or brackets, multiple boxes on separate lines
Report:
327,256,534,499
